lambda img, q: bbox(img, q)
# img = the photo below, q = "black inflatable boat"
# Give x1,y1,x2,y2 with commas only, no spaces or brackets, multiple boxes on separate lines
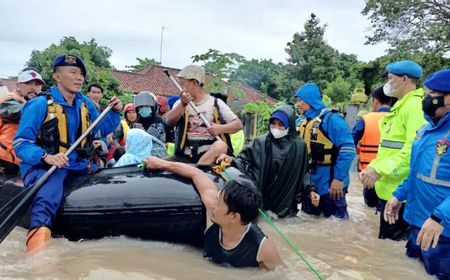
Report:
0,165,244,245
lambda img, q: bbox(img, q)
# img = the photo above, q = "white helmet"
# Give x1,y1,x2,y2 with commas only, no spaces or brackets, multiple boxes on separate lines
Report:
176,65,205,85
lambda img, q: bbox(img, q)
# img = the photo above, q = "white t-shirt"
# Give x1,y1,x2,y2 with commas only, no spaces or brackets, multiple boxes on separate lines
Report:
174,95,237,154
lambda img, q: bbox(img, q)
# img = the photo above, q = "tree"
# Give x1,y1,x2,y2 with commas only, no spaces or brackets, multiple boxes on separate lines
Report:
192,49,245,79
384,41,450,78
335,53,360,83
230,59,286,99
191,49,245,94
126,57,160,72
26,36,126,104
285,13,340,91
323,76,352,104
362,0,450,52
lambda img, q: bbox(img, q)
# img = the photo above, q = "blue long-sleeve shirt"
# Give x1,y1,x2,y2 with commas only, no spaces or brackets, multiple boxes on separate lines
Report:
393,112,450,237
13,86,120,176
306,109,356,195
352,107,391,147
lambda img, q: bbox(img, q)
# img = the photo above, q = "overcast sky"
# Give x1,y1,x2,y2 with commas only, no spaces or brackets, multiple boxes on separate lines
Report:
0,0,388,78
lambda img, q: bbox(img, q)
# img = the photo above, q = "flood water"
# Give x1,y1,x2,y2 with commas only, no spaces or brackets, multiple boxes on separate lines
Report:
0,173,433,280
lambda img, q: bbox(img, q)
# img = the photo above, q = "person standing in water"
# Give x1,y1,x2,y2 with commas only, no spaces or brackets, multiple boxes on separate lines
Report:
143,156,285,270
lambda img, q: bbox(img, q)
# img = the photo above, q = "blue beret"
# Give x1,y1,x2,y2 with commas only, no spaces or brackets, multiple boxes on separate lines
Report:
424,69,450,94
53,54,87,77
386,60,423,79
269,110,289,128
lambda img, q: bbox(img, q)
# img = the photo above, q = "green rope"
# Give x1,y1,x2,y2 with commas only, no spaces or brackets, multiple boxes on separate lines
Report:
258,209,324,279
222,169,324,280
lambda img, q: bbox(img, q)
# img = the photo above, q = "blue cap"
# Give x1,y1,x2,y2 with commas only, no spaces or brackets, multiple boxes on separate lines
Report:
53,54,87,77
386,60,423,79
167,95,180,108
424,69,450,94
269,110,289,128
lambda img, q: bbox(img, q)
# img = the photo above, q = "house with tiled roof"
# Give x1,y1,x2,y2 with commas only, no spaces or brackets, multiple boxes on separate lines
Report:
112,65,278,109
0,78,17,92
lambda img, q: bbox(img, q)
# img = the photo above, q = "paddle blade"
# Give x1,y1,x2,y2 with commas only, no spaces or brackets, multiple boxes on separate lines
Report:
0,187,35,243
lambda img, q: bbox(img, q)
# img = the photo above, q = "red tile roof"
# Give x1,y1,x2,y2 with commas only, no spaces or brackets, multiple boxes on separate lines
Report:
112,65,277,104
0,78,17,92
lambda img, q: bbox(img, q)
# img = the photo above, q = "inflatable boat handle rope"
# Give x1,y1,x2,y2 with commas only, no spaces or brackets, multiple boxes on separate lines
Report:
213,161,324,280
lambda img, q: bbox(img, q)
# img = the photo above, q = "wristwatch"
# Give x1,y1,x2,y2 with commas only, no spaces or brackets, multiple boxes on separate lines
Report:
41,153,48,163
430,214,442,224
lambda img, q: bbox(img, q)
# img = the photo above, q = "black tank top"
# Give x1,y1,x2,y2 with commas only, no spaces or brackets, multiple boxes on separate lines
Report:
203,223,266,268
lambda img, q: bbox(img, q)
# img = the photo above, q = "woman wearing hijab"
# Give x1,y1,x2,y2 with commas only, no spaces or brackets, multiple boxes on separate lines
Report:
217,104,309,218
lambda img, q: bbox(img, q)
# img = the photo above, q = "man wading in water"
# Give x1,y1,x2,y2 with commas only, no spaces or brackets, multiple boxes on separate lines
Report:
143,156,286,270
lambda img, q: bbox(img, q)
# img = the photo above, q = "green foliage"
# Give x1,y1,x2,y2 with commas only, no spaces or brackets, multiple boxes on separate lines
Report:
117,91,134,106
384,43,450,78
322,95,332,106
242,101,275,135
362,0,450,52
323,76,352,104
191,49,246,97
126,57,160,72
285,13,339,90
192,49,244,80
282,13,368,101
26,36,127,102
192,13,450,107
230,59,287,99
354,48,450,95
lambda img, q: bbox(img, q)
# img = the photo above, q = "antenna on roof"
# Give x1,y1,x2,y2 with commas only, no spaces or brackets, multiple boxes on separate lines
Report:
160,26,167,65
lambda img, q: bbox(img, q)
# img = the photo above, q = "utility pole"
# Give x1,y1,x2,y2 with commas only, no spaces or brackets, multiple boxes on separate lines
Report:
159,26,166,64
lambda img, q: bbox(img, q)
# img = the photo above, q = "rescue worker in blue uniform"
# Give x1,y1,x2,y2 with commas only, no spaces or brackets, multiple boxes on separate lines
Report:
296,83,356,219
13,54,122,253
384,69,450,279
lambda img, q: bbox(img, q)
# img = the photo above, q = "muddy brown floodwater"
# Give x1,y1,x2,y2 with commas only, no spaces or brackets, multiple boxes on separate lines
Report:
0,173,432,280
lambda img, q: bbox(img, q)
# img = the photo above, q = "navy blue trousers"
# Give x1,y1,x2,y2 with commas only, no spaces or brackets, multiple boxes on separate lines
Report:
24,167,90,229
406,226,450,280
302,192,349,220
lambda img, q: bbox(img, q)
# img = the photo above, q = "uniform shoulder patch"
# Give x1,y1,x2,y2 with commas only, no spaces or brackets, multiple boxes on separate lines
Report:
436,138,449,156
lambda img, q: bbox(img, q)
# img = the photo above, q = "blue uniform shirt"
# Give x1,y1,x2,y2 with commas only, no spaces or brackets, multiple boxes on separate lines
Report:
393,112,450,237
13,86,120,176
304,108,356,195
297,82,356,196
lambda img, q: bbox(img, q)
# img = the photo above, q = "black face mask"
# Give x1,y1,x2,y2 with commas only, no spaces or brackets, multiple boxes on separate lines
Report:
422,95,445,118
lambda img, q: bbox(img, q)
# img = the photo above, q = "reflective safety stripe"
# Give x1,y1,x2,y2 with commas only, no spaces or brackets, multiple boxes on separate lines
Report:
13,138,36,148
340,147,356,153
380,140,404,149
417,173,450,188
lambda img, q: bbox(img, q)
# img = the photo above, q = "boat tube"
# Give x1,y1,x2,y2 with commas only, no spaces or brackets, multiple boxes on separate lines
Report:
0,165,245,245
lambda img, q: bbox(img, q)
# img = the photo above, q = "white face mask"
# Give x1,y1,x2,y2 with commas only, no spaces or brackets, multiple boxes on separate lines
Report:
383,80,403,98
383,82,395,97
270,128,289,139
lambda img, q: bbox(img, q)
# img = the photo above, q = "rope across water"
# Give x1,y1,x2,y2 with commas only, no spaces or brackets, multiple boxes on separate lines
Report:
214,162,324,280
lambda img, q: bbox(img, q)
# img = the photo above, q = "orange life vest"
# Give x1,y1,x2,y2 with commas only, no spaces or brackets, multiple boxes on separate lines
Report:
0,92,26,164
358,112,387,170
